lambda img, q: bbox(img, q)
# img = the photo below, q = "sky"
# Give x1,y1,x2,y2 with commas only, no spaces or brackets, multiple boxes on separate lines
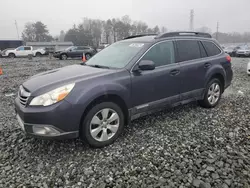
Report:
1,0,250,39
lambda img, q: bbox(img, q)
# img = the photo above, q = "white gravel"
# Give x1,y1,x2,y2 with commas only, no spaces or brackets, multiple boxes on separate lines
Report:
0,57,250,188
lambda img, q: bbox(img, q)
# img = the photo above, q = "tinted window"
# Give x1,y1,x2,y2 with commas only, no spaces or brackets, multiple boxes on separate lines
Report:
198,41,207,58
202,41,221,56
24,47,31,50
176,40,201,62
141,41,175,67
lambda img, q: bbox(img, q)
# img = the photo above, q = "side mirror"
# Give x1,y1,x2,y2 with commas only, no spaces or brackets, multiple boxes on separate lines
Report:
138,60,155,71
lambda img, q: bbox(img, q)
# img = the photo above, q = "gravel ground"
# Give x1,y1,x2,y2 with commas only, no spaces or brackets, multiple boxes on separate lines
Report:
0,57,250,188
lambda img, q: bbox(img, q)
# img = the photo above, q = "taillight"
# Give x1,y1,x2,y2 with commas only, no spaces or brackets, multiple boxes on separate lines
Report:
226,55,231,62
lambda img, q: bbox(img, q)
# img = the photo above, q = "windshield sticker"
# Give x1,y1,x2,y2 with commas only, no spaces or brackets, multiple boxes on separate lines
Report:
129,43,144,48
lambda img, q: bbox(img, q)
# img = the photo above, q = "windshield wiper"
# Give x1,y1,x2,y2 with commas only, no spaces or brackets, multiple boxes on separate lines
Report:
86,64,110,69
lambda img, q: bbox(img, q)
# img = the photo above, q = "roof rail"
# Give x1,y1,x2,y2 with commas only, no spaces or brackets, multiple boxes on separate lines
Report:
156,32,212,39
123,34,157,40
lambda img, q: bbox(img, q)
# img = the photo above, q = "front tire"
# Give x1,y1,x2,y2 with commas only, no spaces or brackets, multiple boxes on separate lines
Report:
199,78,222,108
60,54,68,60
80,102,124,148
8,53,15,58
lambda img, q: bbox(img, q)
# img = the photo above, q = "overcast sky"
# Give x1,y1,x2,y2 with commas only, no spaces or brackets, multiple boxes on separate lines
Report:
1,0,250,39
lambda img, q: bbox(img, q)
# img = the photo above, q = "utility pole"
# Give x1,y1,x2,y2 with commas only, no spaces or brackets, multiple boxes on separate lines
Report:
189,9,194,31
15,20,20,39
216,22,219,40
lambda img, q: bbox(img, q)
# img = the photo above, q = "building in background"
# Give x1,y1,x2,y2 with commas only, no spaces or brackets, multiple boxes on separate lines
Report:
0,39,24,51
26,41,73,51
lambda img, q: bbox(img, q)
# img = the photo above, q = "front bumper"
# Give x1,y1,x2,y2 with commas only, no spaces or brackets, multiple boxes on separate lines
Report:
15,98,80,139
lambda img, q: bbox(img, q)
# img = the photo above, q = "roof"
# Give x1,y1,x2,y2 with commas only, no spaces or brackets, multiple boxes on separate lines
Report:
122,32,213,43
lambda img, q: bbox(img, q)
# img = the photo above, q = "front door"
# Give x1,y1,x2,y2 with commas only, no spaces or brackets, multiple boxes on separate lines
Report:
15,46,25,57
131,40,181,114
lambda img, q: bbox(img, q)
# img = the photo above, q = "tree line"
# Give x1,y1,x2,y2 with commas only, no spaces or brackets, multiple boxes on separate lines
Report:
21,16,250,47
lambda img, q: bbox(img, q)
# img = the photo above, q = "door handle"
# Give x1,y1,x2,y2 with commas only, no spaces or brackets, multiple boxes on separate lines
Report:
170,69,180,76
204,62,211,68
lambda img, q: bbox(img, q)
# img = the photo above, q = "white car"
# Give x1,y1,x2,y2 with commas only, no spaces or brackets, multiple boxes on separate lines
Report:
236,47,250,57
2,46,45,58
247,62,250,76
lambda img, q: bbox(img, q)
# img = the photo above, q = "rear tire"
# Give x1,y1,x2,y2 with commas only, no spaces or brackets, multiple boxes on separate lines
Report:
199,78,222,108
85,53,92,60
35,52,42,57
80,102,124,148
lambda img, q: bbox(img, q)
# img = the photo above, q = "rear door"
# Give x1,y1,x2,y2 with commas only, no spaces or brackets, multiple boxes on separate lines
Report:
24,46,32,56
176,39,209,100
76,47,85,57
131,40,181,114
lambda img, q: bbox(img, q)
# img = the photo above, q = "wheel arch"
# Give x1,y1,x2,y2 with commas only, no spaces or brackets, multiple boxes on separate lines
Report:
205,66,226,93
79,94,129,132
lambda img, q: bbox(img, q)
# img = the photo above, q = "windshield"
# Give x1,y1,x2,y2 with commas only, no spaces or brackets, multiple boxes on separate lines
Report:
65,46,74,51
85,42,145,68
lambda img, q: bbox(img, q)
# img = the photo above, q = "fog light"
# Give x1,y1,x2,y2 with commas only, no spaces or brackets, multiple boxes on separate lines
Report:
32,126,60,136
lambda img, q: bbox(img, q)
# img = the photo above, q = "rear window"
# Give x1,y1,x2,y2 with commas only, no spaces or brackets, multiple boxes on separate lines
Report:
176,40,201,62
201,41,221,56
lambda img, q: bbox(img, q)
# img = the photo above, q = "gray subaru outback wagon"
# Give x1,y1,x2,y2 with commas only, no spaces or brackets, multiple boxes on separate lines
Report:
15,32,233,147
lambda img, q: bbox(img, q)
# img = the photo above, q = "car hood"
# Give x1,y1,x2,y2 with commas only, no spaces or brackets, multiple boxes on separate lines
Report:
23,64,115,94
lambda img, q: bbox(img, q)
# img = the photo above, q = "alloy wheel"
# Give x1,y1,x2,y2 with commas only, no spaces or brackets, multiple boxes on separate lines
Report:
90,108,120,142
207,83,220,105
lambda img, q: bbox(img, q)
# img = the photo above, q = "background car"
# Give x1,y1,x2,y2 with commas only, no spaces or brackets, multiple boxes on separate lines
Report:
44,47,56,55
236,46,250,57
224,46,234,56
53,46,97,60
97,44,110,52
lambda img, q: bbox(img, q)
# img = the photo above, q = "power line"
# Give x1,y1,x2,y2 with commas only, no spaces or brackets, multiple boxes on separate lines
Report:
15,20,20,40
189,9,194,31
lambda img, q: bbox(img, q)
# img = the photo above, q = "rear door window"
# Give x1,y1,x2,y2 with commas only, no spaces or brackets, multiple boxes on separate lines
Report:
176,40,201,62
24,47,31,50
201,41,221,56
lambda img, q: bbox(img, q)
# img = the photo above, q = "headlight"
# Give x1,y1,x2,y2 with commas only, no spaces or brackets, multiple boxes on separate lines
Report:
29,83,75,106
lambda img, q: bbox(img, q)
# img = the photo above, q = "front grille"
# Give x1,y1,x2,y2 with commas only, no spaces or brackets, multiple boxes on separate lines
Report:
18,86,30,107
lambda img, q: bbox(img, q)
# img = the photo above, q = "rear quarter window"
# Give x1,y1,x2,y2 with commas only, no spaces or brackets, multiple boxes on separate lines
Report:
201,41,221,56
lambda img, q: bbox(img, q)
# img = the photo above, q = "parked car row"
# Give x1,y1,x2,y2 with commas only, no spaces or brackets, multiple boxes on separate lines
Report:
0,45,106,59
224,44,250,57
